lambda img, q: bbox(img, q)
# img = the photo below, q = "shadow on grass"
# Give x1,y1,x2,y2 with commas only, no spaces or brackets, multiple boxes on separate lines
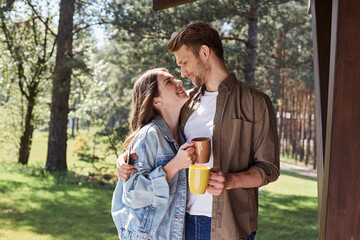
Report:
257,191,318,240
0,171,118,240
0,180,24,194
78,153,102,163
280,168,317,181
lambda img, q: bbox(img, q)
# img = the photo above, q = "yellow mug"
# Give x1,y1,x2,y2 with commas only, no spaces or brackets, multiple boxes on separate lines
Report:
188,165,211,194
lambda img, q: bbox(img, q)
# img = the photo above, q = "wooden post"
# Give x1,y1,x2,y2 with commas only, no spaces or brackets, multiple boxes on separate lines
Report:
324,0,360,238
312,0,360,238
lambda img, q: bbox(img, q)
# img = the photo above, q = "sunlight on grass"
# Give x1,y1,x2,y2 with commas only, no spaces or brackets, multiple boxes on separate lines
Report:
25,130,117,176
0,130,319,240
0,162,118,240
257,169,318,240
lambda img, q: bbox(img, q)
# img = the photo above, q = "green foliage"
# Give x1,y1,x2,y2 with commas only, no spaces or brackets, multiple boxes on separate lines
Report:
1,0,314,166
97,0,313,114
257,0,313,104
0,91,23,160
97,122,130,158
72,133,90,156
0,0,58,164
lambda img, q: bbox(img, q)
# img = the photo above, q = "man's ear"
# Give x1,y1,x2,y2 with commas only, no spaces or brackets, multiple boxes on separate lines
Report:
199,45,210,60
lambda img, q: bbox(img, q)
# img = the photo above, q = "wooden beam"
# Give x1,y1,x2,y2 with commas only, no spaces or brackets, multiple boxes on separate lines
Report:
153,0,197,11
311,0,332,238
324,0,360,238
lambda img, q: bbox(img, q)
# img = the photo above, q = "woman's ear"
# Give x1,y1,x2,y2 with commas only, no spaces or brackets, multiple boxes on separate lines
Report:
153,97,162,109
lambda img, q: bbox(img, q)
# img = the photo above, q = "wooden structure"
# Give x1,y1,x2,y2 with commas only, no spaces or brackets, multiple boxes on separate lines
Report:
311,0,360,239
153,0,197,11
153,0,360,239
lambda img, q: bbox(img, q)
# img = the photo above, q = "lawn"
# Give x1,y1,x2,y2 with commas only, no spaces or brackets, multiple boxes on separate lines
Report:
257,170,318,239
0,161,118,240
0,130,318,239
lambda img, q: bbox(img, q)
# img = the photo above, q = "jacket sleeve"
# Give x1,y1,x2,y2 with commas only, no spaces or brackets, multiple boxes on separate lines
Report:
252,92,280,186
122,130,170,209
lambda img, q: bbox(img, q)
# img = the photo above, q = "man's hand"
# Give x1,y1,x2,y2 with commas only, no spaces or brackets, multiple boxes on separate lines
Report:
207,167,229,196
116,151,138,181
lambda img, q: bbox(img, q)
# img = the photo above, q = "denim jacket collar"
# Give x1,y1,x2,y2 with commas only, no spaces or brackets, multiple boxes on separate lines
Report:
152,114,185,145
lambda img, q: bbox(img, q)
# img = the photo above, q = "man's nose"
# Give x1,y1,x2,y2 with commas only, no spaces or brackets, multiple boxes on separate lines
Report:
181,67,188,78
175,79,183,87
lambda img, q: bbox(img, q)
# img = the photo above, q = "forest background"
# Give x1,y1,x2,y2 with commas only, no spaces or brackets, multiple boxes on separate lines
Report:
0,0,317,239
0,0,314,171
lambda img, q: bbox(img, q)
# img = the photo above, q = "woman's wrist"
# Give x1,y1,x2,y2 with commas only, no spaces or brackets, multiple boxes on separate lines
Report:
163,158,180,181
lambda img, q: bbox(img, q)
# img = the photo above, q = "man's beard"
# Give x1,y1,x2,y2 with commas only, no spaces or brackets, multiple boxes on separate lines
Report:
194,58,208,87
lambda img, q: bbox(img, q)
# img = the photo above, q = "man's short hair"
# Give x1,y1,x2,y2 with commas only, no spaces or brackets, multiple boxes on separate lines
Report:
167,21,224,61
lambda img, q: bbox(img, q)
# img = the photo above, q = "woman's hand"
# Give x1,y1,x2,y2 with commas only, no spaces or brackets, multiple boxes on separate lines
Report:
163,142,196,181
116,151,138,181
173,142,196,169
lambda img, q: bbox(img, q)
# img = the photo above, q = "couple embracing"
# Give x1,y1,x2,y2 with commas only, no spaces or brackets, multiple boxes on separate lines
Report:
111,21,280,240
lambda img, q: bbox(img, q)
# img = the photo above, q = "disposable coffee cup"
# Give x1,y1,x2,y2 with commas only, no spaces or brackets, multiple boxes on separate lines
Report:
191,137,211,164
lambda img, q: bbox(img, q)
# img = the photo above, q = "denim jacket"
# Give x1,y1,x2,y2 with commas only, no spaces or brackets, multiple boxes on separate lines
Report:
111,115,187,240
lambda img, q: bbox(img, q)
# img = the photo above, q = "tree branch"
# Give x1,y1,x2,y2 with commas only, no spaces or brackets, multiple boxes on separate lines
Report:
245,0,255,9
73,21,113,35
26,0,57,37
221,37,248,45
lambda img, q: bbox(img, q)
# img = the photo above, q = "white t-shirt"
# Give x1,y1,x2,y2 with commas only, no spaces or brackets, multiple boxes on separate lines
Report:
184,90,218,217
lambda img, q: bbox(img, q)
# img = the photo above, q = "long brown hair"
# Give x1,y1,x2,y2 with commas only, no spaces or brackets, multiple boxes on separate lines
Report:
167,21,224,61
123,68,168,150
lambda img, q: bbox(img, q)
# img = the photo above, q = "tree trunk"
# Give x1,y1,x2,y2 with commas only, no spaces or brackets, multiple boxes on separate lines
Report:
305,89,312,166
313,127,317,170
76,117,79,131
300,88,307,162
245,4,259,86
278,106,284,156
290,95,295,158
71,118,75,137
18,94,36,165
45,0,75,172
275,29,284,155
297,86,304,162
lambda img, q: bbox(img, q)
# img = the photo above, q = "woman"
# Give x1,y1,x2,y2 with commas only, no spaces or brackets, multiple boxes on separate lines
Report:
111,68,195,240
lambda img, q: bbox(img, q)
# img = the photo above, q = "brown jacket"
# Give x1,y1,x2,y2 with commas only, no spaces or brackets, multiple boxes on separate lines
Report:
180,73,280,239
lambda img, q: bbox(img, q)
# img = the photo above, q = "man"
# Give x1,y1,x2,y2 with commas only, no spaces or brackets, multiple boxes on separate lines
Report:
117,21,280,240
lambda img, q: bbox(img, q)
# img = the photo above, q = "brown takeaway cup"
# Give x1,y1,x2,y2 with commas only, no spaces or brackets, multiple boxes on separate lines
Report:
191,137,211,164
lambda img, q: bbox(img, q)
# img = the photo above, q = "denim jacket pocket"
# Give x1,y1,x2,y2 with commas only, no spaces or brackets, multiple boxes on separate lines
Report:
139,205,156,233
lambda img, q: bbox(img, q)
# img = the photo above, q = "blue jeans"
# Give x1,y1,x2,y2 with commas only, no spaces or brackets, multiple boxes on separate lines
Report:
246,231,255,240
185,213,211,240
185,213,255,240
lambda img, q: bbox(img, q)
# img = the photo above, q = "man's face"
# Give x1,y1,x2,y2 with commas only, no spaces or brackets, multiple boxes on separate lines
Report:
173,45,208,87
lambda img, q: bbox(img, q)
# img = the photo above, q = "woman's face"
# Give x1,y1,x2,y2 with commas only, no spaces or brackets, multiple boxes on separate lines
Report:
155,71,189,111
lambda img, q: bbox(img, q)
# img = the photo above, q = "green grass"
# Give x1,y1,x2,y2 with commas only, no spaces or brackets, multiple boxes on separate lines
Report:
0,162,118,240
7,130,118,176
257,169,318,239
0,130,318,239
